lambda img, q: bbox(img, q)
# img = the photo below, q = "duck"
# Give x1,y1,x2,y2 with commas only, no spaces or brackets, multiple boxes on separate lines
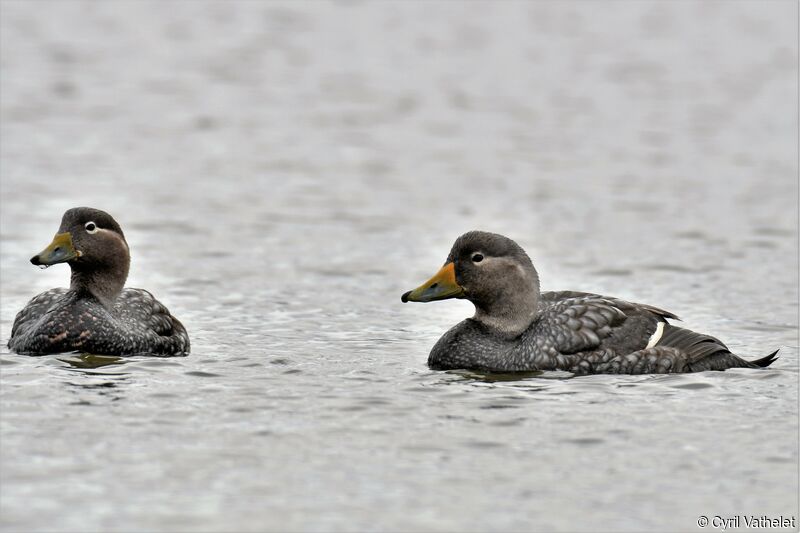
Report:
401,231,778,374
8,207,190,356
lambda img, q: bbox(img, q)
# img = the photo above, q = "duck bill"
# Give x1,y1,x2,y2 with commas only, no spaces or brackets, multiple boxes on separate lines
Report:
30,232,81,266
402,262,465,303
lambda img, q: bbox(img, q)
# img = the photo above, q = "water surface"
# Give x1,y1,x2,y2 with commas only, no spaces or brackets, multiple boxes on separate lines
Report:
1,2,797,532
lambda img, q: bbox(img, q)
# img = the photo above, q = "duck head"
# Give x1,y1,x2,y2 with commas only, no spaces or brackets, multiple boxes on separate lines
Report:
402,231,541,337
31,207,130,307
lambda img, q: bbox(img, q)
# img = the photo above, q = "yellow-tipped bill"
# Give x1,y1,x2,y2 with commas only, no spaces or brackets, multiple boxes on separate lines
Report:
30,232,81,266
401,262,465,303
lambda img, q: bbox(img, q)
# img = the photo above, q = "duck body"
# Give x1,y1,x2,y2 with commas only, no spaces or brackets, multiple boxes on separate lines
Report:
428,291,776,374
8,207,189,356
9,287,189,356
403,231,777,375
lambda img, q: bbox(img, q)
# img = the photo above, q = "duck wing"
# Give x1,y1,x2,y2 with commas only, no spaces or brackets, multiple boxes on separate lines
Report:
537,293,777,373
8,288,70,348
115,289,190,355
538,292,675,353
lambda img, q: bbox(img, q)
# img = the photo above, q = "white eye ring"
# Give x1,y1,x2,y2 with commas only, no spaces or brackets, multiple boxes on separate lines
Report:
85,221,98,234
472,253,484,263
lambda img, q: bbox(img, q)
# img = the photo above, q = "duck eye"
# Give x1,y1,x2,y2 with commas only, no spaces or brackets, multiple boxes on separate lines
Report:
472,253,484,263
85,221,98,234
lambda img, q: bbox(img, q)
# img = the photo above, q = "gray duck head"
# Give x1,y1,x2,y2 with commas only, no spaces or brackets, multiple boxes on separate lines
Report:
31,207,130,308
402,231,541,337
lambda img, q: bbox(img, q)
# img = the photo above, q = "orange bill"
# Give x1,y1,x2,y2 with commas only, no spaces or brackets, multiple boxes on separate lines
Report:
401,262,465,303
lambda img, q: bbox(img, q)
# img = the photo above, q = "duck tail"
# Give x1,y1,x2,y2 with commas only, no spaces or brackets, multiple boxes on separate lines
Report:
657,324,778,371
749,349,779,368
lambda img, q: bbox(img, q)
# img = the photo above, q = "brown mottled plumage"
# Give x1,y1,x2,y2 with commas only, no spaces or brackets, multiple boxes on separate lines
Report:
402,231,778,374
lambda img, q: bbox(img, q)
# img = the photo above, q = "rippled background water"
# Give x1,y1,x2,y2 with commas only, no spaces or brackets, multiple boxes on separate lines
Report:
1,2,798,532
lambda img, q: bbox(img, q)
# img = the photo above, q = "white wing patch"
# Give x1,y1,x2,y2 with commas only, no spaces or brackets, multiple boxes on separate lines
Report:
646,321,665,349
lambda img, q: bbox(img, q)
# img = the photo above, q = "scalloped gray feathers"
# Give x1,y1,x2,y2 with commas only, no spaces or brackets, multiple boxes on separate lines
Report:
428,291,777,375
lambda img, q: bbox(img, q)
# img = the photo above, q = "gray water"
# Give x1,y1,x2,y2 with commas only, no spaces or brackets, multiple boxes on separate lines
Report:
1,2,798,532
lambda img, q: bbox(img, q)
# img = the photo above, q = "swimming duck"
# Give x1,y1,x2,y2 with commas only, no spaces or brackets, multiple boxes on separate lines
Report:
8,207,190,356
401,231,777,374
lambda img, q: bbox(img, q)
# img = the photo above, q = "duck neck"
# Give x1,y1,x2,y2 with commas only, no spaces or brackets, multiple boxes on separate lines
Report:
70,260,129,309
472,274,540,339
